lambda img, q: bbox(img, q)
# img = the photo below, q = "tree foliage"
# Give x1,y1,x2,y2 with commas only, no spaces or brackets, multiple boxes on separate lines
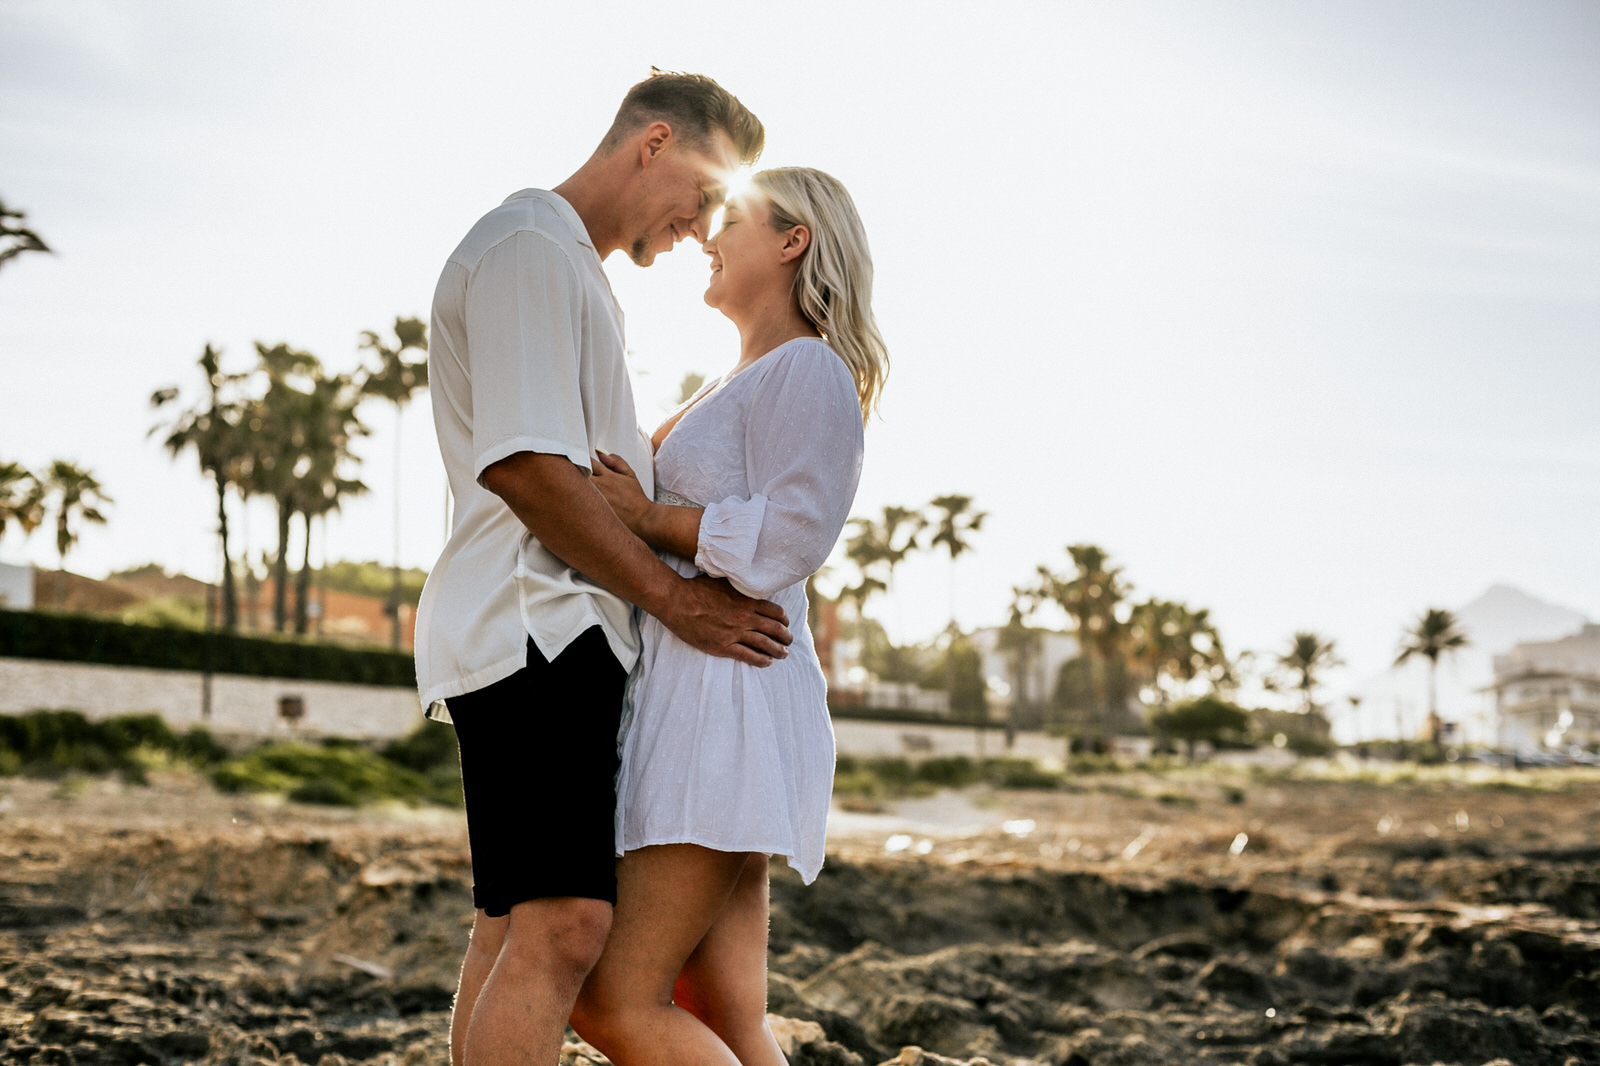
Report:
0,196,50,274
1395,607,1469,725
1155,696,1252,758
1275,631,1343,713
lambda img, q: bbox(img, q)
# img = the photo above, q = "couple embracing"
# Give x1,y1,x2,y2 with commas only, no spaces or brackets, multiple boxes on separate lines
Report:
414,70,887,1066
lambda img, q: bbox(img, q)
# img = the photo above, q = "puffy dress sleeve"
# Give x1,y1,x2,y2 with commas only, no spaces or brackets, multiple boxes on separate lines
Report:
695,342,865,600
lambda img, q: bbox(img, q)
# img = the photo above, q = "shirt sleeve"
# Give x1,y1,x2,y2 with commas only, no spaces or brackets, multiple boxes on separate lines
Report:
465,230,592,485
695,344,865,600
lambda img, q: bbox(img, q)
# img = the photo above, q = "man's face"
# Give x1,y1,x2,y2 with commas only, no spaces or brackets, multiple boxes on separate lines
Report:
627,127,740,267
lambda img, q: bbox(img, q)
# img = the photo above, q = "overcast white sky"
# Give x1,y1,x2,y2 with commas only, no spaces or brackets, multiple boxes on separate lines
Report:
2,0,1597,694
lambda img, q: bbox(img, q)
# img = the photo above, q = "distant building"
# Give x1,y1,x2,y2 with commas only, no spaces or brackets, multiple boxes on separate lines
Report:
968,626,1079,728
1487,623,1600,752
0,562,33,610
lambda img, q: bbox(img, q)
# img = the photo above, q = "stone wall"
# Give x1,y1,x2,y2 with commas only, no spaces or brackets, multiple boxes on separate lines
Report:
0,657,425,741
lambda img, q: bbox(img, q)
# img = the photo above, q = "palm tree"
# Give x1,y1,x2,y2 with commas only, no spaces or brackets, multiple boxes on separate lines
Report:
150,344,249,629
926,494,986,721
0,461,46,548
0,197,51,275
1276,631,1343,714
358,316,428,648
997,587,1044,751
844,505,926,636
287,372,369,635
1127,599,1226,707
248,343,367,632
42,461,111,577
1394,608,1469,738
926,494,986,625
1032,544,1130,739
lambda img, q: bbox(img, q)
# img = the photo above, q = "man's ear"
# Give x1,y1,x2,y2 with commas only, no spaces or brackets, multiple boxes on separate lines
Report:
778,224,811,263
638,121,674,169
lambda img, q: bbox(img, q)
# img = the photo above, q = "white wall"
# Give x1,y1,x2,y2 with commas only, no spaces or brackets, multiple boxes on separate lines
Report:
0,657,424,741
0,562,33,610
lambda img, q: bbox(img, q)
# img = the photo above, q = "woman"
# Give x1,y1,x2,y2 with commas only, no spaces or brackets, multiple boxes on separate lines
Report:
569,167,887,1066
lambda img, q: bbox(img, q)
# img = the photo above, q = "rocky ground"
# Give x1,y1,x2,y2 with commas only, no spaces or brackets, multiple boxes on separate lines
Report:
2,765,1599,1066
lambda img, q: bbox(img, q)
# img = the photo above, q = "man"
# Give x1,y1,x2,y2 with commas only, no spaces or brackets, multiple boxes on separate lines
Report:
414,71,787,1066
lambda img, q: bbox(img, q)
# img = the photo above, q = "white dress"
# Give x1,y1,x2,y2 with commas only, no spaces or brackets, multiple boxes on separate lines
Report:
614,337,864,883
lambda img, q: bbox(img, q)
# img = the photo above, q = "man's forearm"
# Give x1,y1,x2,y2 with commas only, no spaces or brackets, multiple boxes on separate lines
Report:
482,452,680,617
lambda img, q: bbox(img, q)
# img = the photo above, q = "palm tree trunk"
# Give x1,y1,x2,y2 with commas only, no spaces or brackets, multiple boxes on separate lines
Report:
391,400,403,649
1079,612,1099,744
213,471,237,630
273,498,291,632
294,512,312,635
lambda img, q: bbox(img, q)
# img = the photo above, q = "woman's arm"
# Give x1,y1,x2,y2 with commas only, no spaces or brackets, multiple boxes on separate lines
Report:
694,345,865,600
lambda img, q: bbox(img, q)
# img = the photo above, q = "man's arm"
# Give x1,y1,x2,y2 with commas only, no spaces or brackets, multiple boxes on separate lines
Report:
481,451,791,665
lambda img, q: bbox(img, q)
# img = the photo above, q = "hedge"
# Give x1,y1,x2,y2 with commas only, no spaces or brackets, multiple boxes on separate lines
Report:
0,609,415,687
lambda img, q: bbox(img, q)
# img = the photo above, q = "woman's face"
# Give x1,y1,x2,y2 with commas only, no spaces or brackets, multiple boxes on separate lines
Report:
702,192,797,316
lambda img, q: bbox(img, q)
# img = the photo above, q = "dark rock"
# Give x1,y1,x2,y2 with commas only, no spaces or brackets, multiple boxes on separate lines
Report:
870,993,992,1056
149,1028,212,1059
1278,1025,1400,1066
1195,957,1274,1007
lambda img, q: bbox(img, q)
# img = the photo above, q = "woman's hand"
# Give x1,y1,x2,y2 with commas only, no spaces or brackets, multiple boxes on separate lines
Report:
594,449,705,559
592,450,652,537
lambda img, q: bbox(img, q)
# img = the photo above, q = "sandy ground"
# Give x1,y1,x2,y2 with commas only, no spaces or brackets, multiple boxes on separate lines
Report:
3,765,1599,1066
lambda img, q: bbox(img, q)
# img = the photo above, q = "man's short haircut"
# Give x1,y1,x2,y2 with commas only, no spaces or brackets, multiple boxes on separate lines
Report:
601,68,764,165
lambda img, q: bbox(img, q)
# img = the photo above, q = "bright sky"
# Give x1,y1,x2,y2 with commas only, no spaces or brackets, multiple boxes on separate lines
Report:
2,0,1597,695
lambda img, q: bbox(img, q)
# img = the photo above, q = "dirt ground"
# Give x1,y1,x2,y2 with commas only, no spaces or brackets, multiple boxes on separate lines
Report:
2,765,1598,1066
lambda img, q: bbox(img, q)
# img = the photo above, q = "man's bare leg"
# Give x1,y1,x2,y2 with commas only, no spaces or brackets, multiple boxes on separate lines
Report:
451,910,506,1066
460,896,612,1066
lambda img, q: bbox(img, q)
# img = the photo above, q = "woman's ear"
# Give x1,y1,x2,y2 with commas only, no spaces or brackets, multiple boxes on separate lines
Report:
778,224,811,263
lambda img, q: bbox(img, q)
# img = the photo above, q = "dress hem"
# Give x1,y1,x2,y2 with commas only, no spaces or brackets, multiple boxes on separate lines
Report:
616,834,822,884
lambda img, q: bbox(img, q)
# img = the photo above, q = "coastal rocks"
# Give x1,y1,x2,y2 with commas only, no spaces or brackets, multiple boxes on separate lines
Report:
6,775,1600,1066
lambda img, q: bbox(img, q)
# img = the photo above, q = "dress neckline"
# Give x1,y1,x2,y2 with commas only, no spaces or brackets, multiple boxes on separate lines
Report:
651,337,825,453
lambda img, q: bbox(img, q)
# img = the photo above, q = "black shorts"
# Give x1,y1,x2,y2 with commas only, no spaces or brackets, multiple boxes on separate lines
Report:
447,626,627,916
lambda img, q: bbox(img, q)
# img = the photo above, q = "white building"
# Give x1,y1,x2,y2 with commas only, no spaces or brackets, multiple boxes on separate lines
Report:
1487,623,1600,752
0,562,33,610
968,626,1079,726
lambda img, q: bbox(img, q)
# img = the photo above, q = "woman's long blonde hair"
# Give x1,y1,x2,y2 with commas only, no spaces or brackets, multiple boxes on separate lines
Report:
753,167,888,422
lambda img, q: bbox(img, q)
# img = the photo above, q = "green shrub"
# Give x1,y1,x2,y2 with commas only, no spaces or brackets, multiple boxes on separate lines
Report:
0,710,225,780
96,714,178,755
381,721,459,772
209,741,460,808
988,758,1061,790
866,758,915,788
914,756,979,788
288,777,360,807
176,727,230,766
831,768,883,798
1286,732,1337,758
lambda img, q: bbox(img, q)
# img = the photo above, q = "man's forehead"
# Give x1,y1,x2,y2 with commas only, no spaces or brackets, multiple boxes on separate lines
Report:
692,128,741,186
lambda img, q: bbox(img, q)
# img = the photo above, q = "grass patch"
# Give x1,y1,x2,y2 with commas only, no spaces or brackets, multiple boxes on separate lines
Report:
211,732,462,808
831,754,1062,799
208,722,462,808
0,710,228,783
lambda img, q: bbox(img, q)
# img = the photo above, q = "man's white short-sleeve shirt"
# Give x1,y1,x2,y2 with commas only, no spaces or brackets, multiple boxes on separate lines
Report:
416,189,654,719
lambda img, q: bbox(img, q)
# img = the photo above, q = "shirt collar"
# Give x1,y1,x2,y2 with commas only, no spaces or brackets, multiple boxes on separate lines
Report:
503,188,596,252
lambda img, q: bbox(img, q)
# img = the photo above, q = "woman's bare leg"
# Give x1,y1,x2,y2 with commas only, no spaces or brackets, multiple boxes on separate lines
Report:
673,854,786,1066
570,844,751,1066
